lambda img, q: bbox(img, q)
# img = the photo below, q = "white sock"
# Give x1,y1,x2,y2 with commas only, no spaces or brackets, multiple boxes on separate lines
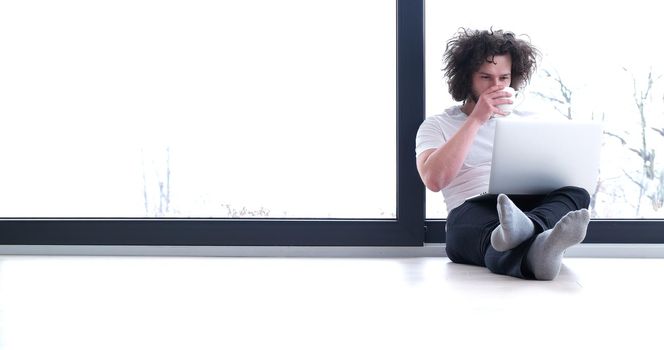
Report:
526,209,590,281
490,194,536,252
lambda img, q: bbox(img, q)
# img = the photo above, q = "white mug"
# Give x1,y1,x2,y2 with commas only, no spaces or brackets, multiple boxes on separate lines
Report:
496,86,524,114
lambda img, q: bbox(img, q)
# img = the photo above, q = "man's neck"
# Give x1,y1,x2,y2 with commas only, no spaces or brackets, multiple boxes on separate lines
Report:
461,100,475,115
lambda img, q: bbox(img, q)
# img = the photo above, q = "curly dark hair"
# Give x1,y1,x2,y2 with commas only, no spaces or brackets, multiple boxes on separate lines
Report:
443,28,539,102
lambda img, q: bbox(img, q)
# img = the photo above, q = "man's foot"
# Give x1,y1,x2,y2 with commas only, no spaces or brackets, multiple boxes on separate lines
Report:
526,209,590,280
490,194,536,251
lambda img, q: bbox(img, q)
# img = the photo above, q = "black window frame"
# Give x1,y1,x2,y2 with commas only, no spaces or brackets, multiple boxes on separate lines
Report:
0,0,425,247
1,0,662,246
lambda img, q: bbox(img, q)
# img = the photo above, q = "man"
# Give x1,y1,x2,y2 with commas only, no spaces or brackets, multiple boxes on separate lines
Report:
416,28,590,280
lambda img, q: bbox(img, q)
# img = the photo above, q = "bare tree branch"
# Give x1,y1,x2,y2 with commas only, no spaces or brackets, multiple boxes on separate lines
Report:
652,127,664,137
629,147,643,158
537,68,573,119
604,131,627,145
623,169,645,189
623,66,659,214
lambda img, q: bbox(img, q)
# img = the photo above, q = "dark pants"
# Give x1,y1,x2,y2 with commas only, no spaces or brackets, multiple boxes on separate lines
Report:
445,186,590,279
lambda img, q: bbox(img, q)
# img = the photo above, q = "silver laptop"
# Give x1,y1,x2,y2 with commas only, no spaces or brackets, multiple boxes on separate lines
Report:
470,118,602,199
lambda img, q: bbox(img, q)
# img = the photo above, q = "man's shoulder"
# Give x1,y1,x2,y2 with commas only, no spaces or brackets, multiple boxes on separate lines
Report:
423,106,465,126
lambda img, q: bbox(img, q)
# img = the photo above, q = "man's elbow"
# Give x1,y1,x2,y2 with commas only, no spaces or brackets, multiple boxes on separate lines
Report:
422,174,447,193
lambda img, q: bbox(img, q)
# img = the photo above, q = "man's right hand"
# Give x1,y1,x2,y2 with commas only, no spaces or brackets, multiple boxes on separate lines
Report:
469,86,513,124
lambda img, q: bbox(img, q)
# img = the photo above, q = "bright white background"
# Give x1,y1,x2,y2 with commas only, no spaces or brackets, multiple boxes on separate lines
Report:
2,1,663,219
0,0,396,218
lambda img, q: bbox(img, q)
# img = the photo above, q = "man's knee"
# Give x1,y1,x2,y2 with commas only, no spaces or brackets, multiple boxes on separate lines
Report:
444,226,480,265
556,186,591,209
445,242,465,264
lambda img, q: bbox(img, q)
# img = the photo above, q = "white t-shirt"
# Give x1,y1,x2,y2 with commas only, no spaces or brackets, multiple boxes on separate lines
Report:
415,106,532,211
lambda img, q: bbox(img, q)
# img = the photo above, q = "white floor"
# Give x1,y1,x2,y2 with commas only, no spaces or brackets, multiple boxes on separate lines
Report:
0,255,662,350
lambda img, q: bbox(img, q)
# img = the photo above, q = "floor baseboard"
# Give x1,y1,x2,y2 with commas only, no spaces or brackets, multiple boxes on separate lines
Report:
1,244,664,258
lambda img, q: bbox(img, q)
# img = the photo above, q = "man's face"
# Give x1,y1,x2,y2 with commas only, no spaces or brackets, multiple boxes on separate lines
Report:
469,54,512,102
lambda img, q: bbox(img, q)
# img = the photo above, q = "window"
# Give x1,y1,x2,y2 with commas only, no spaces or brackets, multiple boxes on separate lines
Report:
425,0,664,220
0,0,396,219
0,0,423,246
424,0,664,243
1,0,662,247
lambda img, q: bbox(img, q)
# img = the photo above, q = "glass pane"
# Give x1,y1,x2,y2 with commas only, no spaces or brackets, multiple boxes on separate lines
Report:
425,0,664,218
0,0,396,218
